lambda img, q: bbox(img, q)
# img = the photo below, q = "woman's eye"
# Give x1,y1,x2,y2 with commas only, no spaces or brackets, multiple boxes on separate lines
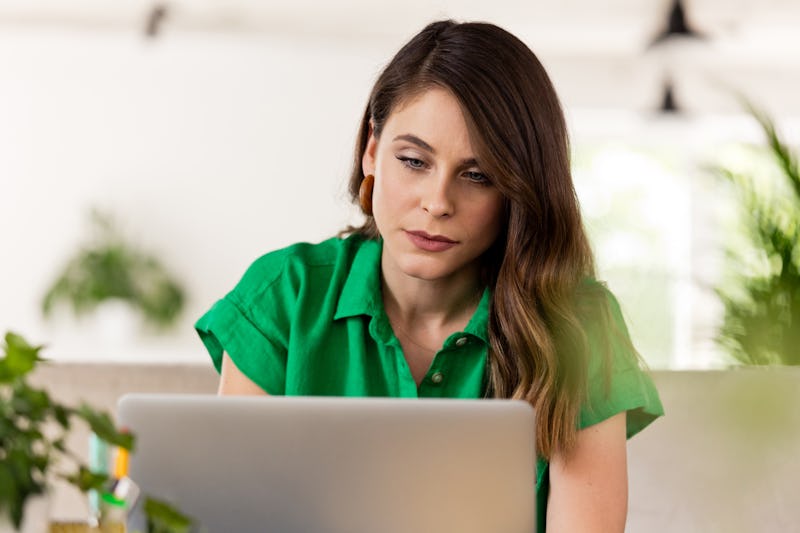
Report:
396,155,426,170
464,171,490,185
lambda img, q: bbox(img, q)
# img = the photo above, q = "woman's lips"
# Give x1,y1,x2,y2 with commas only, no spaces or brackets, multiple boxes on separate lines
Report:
405,230,458,252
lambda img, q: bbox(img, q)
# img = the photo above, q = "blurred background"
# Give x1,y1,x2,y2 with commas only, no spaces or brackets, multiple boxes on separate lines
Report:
2,0,799,369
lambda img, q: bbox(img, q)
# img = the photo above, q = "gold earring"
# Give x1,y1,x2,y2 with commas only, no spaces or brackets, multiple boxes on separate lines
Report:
359,174,374,216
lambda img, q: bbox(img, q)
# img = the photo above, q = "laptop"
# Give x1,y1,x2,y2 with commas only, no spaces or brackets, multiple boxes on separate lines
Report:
117,394,536,533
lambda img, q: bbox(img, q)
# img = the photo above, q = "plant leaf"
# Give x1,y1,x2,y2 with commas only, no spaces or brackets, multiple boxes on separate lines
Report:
143,496,194,533
63,465,109,492
0,332,44,382
53,404,72,429
739,98,800,202
75,404,135,451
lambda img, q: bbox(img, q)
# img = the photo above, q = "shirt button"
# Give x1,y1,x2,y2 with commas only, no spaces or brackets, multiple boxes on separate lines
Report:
455,336,468,347
430,372,444,384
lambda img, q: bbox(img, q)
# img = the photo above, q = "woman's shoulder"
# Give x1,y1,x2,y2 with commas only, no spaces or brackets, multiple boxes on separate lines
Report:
576,278,665,433
574,277,638,368
575,277,624,325
232,234,375,300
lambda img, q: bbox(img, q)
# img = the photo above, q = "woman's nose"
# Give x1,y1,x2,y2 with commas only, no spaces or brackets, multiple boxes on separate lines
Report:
420,174,455,218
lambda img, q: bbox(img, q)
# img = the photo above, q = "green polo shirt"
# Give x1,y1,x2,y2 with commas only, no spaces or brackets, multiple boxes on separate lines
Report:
195,234,664,532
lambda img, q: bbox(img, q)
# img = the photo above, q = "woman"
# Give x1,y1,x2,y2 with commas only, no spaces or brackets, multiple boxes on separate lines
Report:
196,19,663,532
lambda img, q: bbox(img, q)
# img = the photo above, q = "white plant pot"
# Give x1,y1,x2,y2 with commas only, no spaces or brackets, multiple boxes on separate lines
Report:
90,299,142,350
45,298,144,358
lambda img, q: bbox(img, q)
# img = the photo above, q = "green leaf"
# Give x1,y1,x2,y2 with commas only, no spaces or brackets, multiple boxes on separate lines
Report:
0,457,45,529
9,384,51,421
63,465,109,492
74,404,135,451
53,404,72,429
7,450,38,490
143,496,194,533
0,332,44,382
740,98,800,201
0,462,21,526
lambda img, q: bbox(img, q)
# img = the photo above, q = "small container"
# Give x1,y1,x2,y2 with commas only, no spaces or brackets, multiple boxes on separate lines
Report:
48,521,92,533
98,494,126,533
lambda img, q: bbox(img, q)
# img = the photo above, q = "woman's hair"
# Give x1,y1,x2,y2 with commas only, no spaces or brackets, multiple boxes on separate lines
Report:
344,20,613,458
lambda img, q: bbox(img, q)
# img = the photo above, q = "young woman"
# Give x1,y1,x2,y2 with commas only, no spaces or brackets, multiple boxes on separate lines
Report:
196,19,663,532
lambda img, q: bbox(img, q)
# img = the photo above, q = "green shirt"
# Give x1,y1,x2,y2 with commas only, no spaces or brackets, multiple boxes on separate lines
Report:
195,234,664,532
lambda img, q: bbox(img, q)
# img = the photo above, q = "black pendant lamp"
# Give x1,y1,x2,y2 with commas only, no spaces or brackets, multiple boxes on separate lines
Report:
145,4,168,39
648,0,706,48
659,78,681,113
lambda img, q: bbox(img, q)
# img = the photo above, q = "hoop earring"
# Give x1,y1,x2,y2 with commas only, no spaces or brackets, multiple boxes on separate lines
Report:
359,174,374,216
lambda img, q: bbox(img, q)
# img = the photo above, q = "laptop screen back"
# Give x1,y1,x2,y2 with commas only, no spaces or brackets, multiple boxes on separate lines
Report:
118,394,536,533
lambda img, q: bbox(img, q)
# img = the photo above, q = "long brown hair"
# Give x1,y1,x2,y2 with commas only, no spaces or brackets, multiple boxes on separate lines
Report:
344,20,611,458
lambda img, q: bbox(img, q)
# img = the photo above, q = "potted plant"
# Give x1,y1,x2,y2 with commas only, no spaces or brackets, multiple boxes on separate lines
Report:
714,102,800,365
41,210,185,331
0,332,193,532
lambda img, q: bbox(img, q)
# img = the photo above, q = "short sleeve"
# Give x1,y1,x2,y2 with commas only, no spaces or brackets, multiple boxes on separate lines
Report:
194,249,295,395
578,287,664,438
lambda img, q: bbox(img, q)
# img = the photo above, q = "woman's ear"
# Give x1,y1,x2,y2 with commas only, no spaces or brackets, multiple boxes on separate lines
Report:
361,121,377,177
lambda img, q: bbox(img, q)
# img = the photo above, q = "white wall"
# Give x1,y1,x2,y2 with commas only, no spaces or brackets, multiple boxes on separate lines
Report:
1,28,398,361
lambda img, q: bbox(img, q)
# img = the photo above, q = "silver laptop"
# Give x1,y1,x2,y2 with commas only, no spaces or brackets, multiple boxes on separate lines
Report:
117,394,536,533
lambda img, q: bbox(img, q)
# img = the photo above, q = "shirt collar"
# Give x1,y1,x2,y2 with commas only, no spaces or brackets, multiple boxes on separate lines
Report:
334,237,384,320
462,287,490,344
334,236,491,345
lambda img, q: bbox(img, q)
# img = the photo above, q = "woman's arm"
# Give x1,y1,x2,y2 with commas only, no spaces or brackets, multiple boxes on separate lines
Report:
217,352,269,396
546,411,628,533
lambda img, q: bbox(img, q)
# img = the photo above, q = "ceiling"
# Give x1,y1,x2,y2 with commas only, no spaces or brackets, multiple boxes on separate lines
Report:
1,0,798,116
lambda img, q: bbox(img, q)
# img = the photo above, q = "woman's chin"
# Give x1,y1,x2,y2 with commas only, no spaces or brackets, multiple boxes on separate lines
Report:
392,257,471,283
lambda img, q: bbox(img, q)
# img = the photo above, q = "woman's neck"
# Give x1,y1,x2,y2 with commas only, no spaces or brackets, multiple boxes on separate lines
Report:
380,254,483,331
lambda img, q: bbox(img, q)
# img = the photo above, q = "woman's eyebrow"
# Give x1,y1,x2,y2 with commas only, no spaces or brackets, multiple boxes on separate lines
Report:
392,134,478,166
393,134,435,153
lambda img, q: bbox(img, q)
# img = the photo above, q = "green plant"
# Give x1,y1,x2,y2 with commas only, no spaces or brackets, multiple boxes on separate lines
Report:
714,102,800,365
0,332,195,532
0,332,134,528
42,210,185,330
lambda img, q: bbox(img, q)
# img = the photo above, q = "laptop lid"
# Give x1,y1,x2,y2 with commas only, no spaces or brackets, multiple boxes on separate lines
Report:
117,394,536,533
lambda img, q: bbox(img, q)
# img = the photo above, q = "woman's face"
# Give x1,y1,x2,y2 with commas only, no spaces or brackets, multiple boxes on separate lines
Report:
362,87,505,284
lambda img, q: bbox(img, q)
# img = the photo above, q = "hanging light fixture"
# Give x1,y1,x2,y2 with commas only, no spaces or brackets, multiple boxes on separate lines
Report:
659,78,681,113
145,4,168,39
646,0,709,113
648,0,706,48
